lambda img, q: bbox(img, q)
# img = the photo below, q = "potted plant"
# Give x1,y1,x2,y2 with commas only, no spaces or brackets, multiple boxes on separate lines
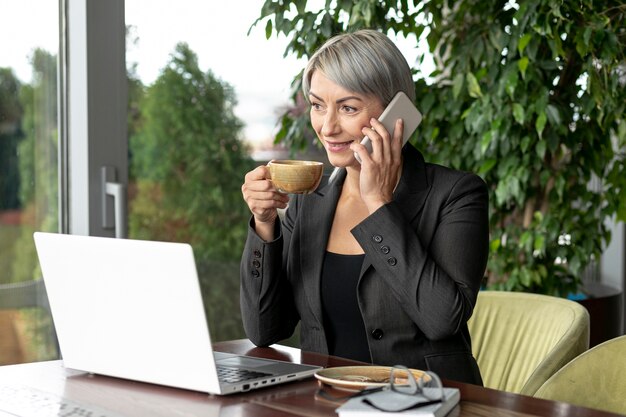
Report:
252,0,626,302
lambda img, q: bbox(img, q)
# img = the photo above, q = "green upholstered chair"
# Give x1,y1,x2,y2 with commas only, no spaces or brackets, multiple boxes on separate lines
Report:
534,335,626,414
467,291,590,395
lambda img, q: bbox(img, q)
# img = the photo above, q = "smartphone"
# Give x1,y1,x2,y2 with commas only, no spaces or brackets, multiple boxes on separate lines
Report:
355,91,422,163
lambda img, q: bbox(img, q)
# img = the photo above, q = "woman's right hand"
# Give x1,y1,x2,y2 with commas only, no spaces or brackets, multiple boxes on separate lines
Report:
241,165,290,238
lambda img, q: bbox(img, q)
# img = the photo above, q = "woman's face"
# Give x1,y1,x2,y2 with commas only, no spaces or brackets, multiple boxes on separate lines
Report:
308,71,384,168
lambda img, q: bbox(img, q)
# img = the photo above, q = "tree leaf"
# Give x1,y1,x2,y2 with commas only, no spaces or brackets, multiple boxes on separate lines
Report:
518,57,529,79
260,0,275,18
466,72,482,98
520,268,532,287
535,112,547,138
546,104,561,126
617,197,626,222
495,181,508,206
295,0,306,14
512,103,525,125
265,19,273,39
453,73,464,99
555,175,566,200
518,33,532,55
536,140,546,159
505,68,519,98
478,158,497,175
576,27,592,56
480,131,493,154
321,13,332,37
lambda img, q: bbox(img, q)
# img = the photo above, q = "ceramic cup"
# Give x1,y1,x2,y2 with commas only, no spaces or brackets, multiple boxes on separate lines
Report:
267,160,324,194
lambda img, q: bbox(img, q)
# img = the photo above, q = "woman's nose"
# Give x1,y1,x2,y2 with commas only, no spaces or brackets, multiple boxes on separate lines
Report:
321,112,340,136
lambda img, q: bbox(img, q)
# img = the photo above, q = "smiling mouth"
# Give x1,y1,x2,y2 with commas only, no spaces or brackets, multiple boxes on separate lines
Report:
326,140,354,152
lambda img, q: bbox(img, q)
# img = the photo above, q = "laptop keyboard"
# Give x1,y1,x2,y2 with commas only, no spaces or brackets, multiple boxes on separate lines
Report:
216,365,272,384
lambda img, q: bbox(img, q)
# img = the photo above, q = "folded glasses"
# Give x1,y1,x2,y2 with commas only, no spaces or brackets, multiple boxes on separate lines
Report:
318,365,446,413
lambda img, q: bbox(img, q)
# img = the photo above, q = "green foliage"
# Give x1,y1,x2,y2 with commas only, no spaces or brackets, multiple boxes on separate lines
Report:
17,49,58,220
129,43,254,260
0,49,59,363
9,49,59,285
0,68,24,210
254,0,626,297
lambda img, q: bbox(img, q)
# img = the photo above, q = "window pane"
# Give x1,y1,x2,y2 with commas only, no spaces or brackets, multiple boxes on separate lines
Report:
125,1,306,343
0,1,59,364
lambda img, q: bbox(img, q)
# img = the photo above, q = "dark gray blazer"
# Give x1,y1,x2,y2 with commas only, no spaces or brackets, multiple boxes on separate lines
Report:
240,144,489,385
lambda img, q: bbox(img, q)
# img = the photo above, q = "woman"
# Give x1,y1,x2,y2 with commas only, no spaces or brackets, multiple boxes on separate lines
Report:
240,29,488,385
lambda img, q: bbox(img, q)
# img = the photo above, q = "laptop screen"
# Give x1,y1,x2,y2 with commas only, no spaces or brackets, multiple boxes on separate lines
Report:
34,232,222,393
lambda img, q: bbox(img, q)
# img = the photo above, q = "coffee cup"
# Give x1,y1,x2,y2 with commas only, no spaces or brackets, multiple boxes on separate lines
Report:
267,160,324,194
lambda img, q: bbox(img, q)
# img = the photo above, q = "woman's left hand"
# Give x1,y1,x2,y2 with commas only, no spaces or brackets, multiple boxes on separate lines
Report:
351,117,404,213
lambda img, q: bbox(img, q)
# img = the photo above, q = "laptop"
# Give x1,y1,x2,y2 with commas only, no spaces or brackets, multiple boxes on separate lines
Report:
33,232,321,395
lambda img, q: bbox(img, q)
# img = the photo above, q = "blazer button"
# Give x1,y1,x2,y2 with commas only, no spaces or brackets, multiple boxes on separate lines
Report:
372,235,383,243
251,270,260,278
387,257,397,266
371,329,384,340
252,259,261,268
380,245,390,254
253,250,262,258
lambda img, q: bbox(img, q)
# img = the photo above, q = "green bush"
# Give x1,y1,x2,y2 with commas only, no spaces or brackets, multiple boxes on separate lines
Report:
253,0,626,296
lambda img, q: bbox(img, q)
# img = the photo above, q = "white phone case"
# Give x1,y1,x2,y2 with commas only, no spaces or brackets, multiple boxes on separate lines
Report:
355,91,423,163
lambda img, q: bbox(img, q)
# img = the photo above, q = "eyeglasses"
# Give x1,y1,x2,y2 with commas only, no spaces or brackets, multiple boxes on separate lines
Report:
317,366,446,412
364,366,445,412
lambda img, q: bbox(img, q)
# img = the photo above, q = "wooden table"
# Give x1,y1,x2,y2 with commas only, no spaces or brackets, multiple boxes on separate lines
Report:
0,339,619,417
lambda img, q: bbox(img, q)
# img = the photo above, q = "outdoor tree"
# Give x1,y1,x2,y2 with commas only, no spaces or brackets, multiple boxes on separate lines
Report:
1,48,58,362
129,43,254,340
252,0,626,297
0,68,24,287
12,48,58,285
130,42,254,261
0,68,23,211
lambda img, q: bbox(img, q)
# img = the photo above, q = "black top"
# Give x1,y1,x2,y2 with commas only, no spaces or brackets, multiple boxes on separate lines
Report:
320,251,371,363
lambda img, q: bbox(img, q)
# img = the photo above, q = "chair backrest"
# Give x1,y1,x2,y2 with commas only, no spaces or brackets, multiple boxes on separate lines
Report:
467,291,590,395
534,334,626,414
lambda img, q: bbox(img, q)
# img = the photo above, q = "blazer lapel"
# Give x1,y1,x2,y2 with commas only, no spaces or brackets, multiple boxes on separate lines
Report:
299,169,345,325
394,144,431,222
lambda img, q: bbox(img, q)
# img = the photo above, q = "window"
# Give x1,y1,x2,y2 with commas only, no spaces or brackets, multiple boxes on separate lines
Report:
0,1,60,365
124,0,305,342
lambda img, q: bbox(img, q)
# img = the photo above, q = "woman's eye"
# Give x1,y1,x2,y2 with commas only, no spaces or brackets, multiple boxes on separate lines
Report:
311,103,323,111
342,105,357,113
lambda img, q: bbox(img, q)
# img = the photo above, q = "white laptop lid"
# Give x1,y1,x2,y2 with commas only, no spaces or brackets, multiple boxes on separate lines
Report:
33,232,222,394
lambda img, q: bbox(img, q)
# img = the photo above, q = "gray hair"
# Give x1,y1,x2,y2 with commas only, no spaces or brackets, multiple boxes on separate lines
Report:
302,29,415,106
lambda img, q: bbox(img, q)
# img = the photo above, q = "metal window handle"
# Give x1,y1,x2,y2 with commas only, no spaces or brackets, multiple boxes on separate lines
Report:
101,166,127,238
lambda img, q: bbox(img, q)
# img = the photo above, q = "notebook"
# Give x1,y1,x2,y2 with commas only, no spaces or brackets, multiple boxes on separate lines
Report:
33,232,321,395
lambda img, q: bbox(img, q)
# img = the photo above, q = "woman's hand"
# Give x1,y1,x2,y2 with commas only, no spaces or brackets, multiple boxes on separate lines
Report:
351,118,404,213
241,165,290,240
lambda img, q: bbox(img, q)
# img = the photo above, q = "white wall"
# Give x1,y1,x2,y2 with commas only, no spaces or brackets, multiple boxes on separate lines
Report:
601,217,625,334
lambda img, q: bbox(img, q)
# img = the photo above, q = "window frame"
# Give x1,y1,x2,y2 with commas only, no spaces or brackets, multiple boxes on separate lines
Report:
63,0,128,237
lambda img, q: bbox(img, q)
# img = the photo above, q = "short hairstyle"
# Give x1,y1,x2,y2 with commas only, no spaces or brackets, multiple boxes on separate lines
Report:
302,29,415,106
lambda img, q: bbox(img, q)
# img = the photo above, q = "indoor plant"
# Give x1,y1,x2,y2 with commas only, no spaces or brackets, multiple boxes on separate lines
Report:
252,0,626,297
